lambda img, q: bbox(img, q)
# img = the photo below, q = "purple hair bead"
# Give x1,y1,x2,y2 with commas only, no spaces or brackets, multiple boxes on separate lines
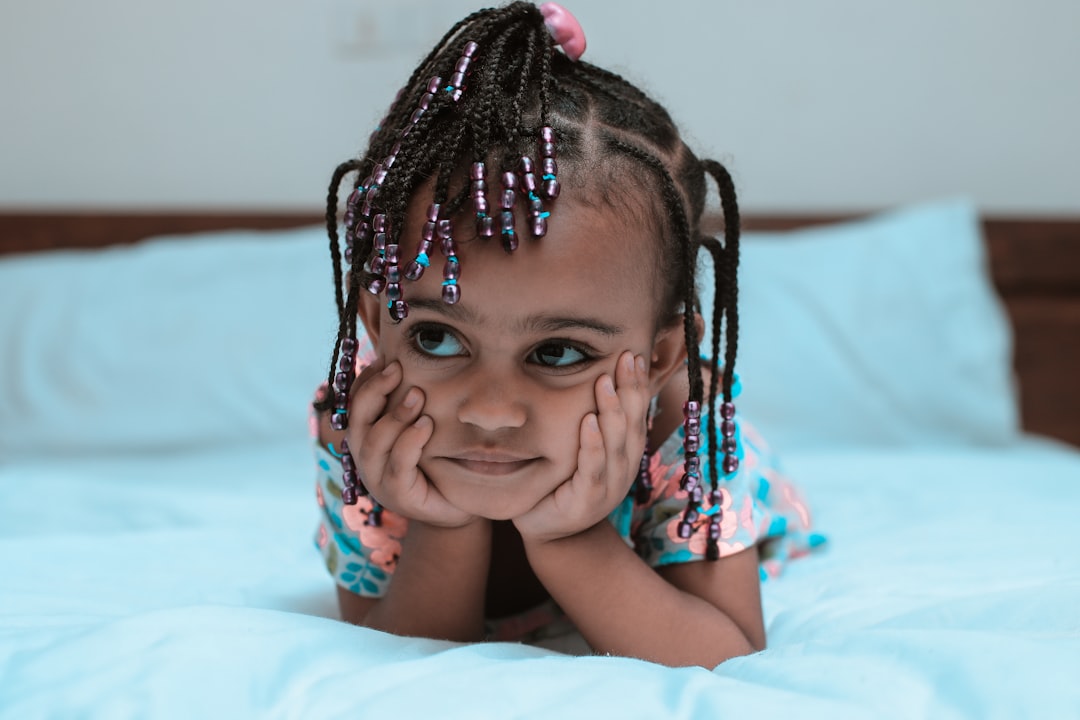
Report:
531,216,547,237
426,76,442,94
341,486,357,505
330,413,348,431
722,437,737,454
721,402,736,419
463,40,478,57
723,455,740,475
366,276,386,295
684,401,701,419
333,372,350,393
389,300,408,322
442,282,460,304
721,420,736,438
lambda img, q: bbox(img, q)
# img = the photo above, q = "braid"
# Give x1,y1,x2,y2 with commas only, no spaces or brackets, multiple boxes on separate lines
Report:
601,135,702,407
315,159,362,412
700,235,725,493
701,159,741,403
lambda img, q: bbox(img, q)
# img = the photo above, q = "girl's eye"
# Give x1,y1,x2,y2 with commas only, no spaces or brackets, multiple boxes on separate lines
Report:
530,343,590,368
413,327,465,357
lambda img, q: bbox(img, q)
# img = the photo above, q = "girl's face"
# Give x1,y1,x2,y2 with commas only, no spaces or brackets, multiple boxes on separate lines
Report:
358,195,685,521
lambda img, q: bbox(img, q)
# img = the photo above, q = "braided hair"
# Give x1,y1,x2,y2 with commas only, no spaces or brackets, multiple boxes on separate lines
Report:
317,2,742,561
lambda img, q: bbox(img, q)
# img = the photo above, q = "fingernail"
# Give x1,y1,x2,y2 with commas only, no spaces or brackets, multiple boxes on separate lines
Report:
382,363,397,376
623,353,635,373
601,375,616,396
414,415,431,429
586,414,599,432
403,388,420,408
636,356,647,374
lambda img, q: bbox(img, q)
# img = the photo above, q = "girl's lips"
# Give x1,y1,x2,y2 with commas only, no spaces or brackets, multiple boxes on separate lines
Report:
445,454,539,476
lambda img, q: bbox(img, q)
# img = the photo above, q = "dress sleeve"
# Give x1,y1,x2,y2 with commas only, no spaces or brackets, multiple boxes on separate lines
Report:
629,411,822,578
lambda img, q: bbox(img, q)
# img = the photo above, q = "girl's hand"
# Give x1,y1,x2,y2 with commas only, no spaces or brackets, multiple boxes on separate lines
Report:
346,361,476,528
513,351,650,544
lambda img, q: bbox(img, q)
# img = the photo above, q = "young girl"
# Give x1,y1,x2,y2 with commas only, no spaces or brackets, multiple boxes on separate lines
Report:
311,1,819,668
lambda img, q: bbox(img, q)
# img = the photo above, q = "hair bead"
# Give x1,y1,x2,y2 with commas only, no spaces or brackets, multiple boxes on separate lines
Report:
330,412,348,432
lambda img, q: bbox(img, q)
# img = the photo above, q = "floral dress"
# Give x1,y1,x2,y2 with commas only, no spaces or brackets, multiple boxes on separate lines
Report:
311,337,824,641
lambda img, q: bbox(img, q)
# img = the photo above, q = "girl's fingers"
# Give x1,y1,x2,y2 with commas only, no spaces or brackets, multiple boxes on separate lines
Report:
574,412,605,491
594,371,627,466
347,362,402,431
614,351,650,441
364,384,425,450
383,414,434,489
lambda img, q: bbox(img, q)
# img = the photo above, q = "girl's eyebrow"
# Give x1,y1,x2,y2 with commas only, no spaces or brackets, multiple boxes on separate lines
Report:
406,298,623,337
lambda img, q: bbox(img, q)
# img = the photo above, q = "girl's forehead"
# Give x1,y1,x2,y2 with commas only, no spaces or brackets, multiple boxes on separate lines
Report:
396,195,662,328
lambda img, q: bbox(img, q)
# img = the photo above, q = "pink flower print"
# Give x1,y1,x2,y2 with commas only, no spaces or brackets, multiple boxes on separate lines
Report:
644,451,681,504
342,496,376,532
664,487,739,556
342,497,408,573
666,515,710,556
317,524,329,549
316,482,326,508
359,511,407,572
738,494,754,535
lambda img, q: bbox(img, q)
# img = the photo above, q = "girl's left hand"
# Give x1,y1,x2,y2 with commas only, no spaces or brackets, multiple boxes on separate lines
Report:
513,351,650,544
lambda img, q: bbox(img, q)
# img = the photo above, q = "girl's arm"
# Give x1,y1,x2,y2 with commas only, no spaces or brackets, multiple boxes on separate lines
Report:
523,522,763,667
319,363,491,642
512,353,764,666
340,517,491,642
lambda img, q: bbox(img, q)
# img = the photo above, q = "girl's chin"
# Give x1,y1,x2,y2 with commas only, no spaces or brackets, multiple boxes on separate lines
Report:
424,465,565,521
434,486,545,522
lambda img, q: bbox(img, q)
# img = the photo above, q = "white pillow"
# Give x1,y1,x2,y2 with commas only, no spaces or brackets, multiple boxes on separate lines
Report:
0,226,338,458
697,198,1020,449
0,198,1019,459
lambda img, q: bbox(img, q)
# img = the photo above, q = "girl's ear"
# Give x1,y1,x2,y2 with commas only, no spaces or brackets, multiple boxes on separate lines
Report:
646,312,706,396
356,289,383,348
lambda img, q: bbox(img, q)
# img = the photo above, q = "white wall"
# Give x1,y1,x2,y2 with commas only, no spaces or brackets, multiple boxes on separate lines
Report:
1,0,1077,213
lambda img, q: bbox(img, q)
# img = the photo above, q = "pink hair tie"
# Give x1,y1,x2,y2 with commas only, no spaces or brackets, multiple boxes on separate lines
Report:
539,2,586,61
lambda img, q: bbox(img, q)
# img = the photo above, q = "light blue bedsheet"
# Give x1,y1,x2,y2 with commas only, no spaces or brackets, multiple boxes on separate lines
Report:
2,437,1077,718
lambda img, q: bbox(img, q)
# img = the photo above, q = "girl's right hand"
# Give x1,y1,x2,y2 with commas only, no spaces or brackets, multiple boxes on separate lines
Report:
343,361,476,528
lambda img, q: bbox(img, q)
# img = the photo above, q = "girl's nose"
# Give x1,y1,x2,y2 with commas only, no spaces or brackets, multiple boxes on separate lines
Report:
456,372,527,432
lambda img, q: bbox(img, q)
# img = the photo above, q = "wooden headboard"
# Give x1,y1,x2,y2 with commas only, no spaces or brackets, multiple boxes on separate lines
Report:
2,210,1078,448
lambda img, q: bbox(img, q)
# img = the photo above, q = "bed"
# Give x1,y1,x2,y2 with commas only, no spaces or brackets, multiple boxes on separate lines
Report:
2,199,1078,718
